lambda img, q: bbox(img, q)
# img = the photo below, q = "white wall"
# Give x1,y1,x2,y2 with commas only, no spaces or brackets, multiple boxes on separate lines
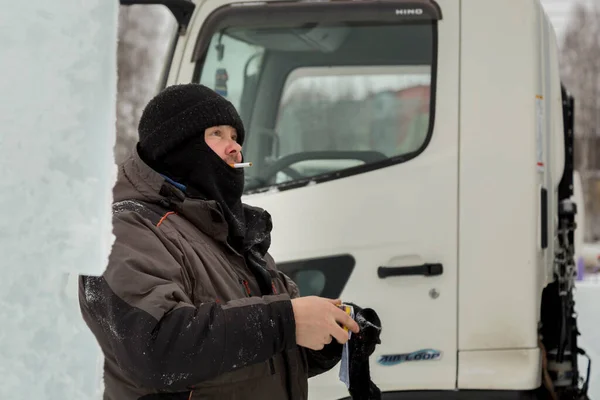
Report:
0,1,118,398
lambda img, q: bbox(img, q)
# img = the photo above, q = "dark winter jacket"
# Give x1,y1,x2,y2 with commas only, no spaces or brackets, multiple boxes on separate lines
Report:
78,149,342,400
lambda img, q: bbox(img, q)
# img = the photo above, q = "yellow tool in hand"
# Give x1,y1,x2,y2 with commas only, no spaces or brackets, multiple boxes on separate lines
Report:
339,303,355,332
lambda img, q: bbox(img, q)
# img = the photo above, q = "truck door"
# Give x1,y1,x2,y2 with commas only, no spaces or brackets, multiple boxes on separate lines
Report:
177,0,460,397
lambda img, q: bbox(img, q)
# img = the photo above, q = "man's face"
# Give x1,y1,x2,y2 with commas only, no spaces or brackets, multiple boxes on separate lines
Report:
204,125,242,164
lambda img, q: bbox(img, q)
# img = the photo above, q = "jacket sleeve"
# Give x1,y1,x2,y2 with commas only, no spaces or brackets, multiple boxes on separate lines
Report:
78,211,297,391
274,269,343,378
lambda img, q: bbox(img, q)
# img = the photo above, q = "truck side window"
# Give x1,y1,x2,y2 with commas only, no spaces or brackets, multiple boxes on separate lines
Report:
275,66,431,169
198,34,264,120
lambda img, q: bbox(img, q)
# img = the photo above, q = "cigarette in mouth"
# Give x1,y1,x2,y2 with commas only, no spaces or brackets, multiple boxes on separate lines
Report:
229,162,253,168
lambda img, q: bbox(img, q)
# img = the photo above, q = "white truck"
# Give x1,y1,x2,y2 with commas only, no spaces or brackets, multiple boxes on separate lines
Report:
120,0,593,398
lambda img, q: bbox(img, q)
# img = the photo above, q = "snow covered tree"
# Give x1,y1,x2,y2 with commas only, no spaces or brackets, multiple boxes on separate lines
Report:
115,5,176,164
560,0,600,240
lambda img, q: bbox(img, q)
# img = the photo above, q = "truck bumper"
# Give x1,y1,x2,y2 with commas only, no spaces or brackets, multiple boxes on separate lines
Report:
338,387,548,400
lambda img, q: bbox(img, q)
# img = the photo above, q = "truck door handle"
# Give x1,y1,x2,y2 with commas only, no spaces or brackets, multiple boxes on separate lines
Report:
377,263,443,278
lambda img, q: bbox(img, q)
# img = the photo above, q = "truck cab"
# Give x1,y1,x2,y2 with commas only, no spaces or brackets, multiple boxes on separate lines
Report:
120,0,592,398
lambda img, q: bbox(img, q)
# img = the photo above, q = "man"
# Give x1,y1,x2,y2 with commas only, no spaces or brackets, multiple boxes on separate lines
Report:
78,83,365,400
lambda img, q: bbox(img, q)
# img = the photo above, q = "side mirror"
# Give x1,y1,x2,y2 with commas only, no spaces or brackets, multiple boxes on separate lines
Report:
119,0,195,34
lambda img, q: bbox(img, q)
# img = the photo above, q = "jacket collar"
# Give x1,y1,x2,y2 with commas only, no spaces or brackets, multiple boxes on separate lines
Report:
119,148,273,255
119,148,231,244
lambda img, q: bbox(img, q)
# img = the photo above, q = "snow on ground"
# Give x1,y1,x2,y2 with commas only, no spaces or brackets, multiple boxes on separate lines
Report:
575,280,600,400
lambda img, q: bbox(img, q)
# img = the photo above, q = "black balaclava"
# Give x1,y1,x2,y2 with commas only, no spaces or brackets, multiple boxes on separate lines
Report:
136,84,274,296
136,83,247,249
151,134,247,250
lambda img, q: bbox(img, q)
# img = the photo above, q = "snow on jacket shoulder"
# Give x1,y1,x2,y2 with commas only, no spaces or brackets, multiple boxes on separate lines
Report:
78,149,340,400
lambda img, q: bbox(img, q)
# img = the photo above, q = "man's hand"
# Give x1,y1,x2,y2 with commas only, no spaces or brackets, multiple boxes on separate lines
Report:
291,297,360,350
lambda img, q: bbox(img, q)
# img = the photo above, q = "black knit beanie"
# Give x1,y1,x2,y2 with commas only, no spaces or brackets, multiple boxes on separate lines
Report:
137,83,245,162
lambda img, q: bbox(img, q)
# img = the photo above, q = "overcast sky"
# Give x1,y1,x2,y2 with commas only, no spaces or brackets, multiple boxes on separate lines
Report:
540,0,583,39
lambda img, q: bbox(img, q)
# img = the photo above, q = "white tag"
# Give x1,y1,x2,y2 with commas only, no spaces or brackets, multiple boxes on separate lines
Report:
339,305,355,389
535,95,545,172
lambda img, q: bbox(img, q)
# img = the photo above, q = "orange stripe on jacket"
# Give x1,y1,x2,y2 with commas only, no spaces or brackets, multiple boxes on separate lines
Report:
157,211,176,227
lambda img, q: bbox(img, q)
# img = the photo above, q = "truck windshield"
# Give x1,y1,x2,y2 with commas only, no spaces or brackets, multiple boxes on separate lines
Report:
193,2,439,193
